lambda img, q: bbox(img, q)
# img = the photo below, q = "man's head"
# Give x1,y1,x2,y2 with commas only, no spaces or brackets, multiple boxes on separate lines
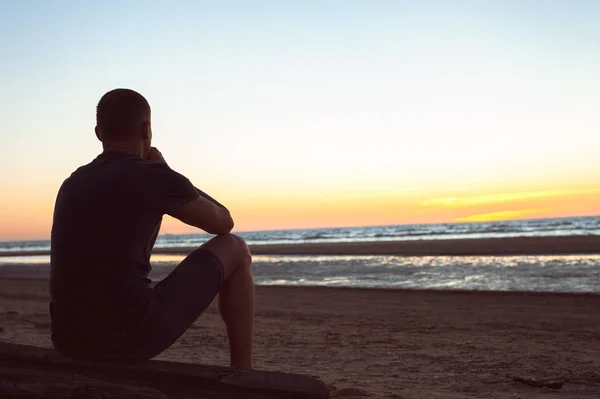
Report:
95,88,152,158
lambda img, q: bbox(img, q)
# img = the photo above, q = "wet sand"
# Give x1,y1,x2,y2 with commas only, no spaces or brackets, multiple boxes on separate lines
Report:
0,278,599,398
2,235,600,257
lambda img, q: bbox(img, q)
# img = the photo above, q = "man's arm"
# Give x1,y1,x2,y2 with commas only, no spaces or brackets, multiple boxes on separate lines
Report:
148,147,234,235
194,186,228,210
169,196,234,235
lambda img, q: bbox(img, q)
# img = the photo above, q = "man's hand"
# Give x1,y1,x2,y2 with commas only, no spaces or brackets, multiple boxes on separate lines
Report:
147,147,167,164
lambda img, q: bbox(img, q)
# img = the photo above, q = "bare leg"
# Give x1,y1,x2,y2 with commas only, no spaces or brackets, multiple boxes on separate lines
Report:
219,257,254,368
201,234,254,369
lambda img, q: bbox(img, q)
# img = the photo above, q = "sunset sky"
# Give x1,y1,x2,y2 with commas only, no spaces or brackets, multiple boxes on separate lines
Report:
1,1,599,240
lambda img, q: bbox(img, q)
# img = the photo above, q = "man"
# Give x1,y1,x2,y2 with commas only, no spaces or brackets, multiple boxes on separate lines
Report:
50,88,254,368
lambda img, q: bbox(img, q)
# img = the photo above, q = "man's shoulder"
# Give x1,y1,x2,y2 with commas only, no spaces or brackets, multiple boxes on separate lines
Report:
133,160,191,185
59,155,191,195
66,154,168,179
138,160,191,181
57,161,94,191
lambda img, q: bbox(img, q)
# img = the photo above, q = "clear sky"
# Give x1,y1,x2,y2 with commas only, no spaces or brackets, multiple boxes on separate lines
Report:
1,0,599,240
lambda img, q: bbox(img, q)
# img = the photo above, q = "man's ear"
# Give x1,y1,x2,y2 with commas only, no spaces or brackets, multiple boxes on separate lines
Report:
95,126,102,142
141,121,152,140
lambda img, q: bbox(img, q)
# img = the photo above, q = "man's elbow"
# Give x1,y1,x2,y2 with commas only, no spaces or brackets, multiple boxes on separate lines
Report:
220,214,234,234
211,210,234,235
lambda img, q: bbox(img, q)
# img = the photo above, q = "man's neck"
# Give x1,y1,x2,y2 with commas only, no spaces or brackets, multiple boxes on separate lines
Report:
102,142,143,158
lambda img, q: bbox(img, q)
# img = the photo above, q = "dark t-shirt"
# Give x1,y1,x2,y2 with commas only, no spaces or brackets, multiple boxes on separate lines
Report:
49,151,199,351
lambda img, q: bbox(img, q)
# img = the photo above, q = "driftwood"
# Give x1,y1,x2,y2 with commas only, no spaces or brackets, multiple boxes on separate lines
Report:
0,342,329,398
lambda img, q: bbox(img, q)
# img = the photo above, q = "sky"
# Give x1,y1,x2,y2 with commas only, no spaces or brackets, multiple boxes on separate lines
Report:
0,0,599,240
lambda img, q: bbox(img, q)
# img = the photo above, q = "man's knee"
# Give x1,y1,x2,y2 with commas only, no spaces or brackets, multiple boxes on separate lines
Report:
202,233,251,273
226,234,252,266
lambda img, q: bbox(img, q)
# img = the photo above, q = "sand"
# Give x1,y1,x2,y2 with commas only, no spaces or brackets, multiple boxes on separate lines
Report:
1,278,599,398
3,235,600,257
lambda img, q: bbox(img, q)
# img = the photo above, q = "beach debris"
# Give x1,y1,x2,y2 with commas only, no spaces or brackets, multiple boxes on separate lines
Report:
510,375,565,389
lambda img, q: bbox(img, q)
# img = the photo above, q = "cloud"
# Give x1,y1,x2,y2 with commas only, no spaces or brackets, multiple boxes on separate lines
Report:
454,209,546,223
421,188,600,208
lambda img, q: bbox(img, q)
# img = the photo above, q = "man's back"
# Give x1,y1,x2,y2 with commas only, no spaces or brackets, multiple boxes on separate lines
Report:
50,150,198,356
49,88,253,366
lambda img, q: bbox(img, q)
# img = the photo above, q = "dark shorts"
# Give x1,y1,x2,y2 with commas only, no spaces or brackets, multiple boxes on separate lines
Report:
54,247,224,363
116,247,224,362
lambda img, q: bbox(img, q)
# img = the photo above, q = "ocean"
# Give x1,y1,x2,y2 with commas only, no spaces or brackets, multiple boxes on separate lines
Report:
1,216,600,293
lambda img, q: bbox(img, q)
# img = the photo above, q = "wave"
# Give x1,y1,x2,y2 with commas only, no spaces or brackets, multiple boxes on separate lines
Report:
2,253,600,292
2,216,600,252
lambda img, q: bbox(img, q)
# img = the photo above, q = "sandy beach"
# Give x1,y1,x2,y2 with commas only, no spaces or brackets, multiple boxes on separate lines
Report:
1,277,599,398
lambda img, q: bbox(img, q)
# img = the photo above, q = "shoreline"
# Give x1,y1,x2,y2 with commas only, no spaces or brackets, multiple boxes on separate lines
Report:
2,235,600,257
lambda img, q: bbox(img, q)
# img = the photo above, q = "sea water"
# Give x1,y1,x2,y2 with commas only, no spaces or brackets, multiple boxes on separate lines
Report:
1,216,600,292
2,216,600,252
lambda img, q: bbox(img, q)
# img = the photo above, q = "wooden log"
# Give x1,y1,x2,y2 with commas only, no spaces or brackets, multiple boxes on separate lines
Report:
0,342,329,399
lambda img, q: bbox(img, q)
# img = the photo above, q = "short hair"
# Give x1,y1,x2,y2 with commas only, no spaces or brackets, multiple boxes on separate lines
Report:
96,88,150,139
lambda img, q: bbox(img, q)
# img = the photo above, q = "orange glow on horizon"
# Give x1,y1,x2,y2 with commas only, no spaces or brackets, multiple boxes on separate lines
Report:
1,180,599,241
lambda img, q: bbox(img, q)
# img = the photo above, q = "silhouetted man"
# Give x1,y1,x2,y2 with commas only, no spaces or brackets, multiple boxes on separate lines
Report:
50,88,254,368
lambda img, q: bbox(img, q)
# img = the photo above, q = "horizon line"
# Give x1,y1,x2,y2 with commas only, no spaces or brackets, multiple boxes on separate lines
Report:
1,214,598,244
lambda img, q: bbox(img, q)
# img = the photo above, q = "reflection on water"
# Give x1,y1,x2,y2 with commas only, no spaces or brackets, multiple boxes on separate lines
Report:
0,254,201,264
1,254,599,293
0,255,50,264
150,254,188,263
